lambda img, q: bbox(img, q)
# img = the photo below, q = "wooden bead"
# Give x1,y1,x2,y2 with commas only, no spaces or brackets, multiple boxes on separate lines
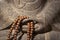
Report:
17,22,20,25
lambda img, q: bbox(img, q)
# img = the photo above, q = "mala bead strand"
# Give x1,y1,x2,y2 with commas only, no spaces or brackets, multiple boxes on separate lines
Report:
27,22,34,40
27,22,31,40
13,16,28,40
13,16,23,40
7,17,19,40
30,22,34,39
7,16,34,40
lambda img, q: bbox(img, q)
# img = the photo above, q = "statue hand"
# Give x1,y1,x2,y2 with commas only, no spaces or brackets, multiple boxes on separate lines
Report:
22,23,44,33
21,18,47,33
21,17,51,33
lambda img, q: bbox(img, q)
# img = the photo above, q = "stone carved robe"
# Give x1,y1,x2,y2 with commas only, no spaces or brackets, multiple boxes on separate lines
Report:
0,0,60,40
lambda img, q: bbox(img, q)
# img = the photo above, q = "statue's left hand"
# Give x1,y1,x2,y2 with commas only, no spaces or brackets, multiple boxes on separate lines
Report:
21,18,48,33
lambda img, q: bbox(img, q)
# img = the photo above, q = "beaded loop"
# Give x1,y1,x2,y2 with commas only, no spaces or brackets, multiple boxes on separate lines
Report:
7,16,34,40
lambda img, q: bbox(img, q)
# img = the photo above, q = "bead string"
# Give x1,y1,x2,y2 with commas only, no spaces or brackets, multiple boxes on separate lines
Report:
27,22,34,40
13,16,28,40
7,16,19,40
13,16,21,40
7,16,34,40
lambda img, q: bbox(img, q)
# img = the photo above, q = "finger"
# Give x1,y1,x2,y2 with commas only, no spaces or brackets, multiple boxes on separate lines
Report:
22,25,28,32
22,19,33,23
34,24,43,32
22,19,37,24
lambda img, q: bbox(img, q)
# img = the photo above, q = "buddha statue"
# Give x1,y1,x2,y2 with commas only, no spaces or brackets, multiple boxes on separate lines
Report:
0,0,60,40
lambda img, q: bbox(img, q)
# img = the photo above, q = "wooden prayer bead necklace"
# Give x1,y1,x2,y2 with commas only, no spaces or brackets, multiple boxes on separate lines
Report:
7,16,34,40
27,22,34,40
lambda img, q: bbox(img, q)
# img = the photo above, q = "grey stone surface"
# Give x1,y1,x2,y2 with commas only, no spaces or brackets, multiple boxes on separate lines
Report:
0,0,60,40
